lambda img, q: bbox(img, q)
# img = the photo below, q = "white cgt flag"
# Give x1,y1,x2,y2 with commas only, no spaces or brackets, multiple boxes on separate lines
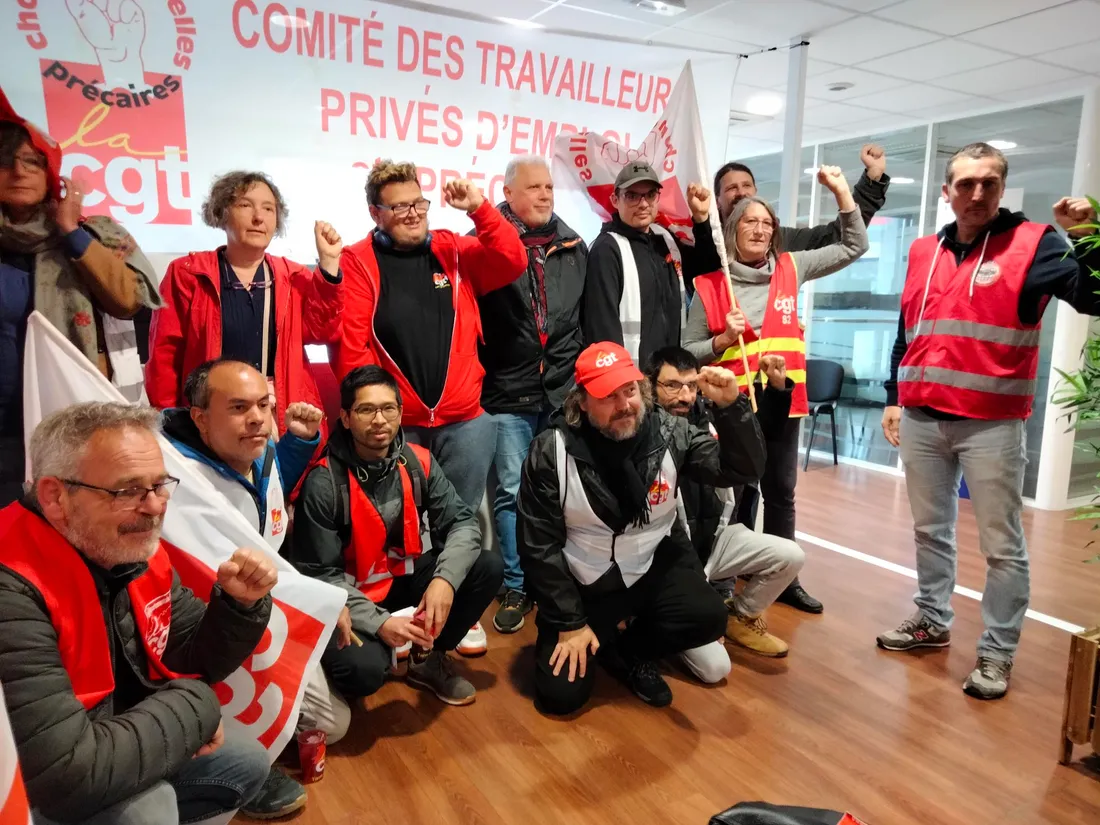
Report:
0,681,31,825
21,312,345,766
552,60,727,261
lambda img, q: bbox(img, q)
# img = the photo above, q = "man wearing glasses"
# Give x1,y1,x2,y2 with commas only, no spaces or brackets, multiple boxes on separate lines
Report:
581,161,720,370
290,366,503,708
0,402,276,825
335,159,527,517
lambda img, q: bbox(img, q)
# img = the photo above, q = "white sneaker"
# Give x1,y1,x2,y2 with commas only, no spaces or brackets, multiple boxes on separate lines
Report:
456,622,488,657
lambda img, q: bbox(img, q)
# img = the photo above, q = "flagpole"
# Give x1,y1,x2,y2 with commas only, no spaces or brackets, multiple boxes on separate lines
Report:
707,208,757,412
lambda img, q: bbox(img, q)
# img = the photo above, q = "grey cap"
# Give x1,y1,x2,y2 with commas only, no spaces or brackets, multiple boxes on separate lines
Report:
614,161,662,190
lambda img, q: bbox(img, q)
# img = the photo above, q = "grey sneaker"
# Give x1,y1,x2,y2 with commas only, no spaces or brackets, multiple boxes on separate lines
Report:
406,650,476,706
963,657,1012,700
876,614,951,651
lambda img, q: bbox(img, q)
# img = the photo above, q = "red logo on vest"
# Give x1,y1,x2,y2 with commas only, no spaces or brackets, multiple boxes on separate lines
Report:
270,509,284,537
647,474,671,506
142,589,173,659
973,261,1001,286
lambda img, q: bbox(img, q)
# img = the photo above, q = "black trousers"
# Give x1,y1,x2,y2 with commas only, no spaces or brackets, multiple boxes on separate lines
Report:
757,416,800,541
321,549,503,698
534,541,727,715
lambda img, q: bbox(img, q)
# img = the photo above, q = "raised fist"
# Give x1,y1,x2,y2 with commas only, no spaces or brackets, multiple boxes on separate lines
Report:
698,366,740,408
442,179,485,213
314,221,342,274
817,165,850,196
66,0,148,90
686,182,712,223
759,354,787,389
217,548,277,608
1053,197,1098,238
285,402,324,441
861,144,886,181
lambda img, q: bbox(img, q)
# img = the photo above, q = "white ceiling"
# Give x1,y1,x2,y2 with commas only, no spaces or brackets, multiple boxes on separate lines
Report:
388,0,1100,155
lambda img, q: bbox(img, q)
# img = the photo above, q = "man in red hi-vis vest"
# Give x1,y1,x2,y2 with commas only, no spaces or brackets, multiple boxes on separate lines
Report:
877,142,1100,700
0,402,277,824
290,366,502,709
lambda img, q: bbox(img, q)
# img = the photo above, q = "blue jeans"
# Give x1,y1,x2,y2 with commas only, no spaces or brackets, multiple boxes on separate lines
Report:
405,412,498,512
899,409,1029,662
35,737,270,825
491,411,551,592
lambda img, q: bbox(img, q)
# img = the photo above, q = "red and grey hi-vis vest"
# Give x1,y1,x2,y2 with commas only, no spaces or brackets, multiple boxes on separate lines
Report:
899,222,1047,420
312,444,433,602
692,254,809,417
0,503,184,710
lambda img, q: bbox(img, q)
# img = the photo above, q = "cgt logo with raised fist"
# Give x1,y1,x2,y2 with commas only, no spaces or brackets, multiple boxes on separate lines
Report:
23,0,199,225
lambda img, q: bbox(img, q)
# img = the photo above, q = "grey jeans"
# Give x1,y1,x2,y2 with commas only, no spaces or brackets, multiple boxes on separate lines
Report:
899,409,1029,662
405,412,498,512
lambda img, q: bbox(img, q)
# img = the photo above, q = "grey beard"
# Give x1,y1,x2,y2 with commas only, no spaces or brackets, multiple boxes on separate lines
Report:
591,404,647,442
63,516,162,568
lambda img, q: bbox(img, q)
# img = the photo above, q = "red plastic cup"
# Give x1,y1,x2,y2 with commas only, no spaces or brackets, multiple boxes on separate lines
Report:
297,729,327,784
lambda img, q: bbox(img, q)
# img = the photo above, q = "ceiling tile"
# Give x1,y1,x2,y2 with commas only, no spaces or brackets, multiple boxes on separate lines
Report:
857,39,1014,81
802,100,884,129
726,135,785,159
990,77,1095,105
803,65,911,100
932,58,1079,97
729,83,786,113
804,16,941,64
1033,41,1100,76
646,27,756,52
727,120,788,141
422,0,552,18
958,1,1100,55
845,83,984,113
874,0,1067,36
729,48,792,87
673,1,856,41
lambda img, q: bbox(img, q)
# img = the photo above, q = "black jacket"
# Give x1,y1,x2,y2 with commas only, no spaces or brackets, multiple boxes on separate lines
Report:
0,506,271,822
478,214,587,414
581,216,721,370
780,171,890,253
516,394,765,631
679,380,792,562
289,423,481,638
885,209,1100,408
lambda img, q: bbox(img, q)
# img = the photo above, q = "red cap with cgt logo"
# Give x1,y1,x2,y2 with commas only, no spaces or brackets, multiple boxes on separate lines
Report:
575,342,645,399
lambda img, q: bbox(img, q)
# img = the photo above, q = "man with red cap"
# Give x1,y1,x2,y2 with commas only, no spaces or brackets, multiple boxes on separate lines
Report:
516,342,765,714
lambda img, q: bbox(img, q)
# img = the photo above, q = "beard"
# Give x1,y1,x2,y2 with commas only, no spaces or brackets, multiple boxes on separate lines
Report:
591,404,647,442
64,511,163,569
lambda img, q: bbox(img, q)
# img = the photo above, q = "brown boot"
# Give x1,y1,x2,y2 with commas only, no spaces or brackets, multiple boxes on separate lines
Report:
725,612,789,658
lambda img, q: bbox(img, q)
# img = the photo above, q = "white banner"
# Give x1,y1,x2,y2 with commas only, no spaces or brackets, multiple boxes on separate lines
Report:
1,1,735,257
0,681,31,825
21,311,344,765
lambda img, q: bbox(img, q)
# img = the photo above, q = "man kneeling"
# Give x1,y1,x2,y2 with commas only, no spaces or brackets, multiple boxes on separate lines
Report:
0,403,276,825
648,346,805,674
517,343,765,714
290,366,503,706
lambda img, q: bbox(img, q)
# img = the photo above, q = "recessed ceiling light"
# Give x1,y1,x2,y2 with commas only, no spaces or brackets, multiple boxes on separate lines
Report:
987,140,1017,150
497,17,545,28
892,177,916,184
632,0,687,15
746,93,784,117
826,82,855,92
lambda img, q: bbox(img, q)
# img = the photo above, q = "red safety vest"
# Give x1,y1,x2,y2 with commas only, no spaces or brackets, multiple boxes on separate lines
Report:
899,222,1048,420
692,253,808,417
314,445,432,603
0,503,183,711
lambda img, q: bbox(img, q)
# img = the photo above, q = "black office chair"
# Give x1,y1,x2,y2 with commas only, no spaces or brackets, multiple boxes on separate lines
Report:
803,359,845,471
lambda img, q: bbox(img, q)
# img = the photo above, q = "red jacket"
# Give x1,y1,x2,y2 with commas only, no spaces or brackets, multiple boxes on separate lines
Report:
145,250,343,434
334,201,526,427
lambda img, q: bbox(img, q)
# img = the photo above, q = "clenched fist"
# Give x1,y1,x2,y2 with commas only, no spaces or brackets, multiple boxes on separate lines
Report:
713,307,747,355
217,548,278,608
1053,197,1098,238
315,221,342,275
861,144,886,182
285,402,324,440
697,366,741,408
817,165,850,196
54,177,86,235
759,354,787,389
687,182,712,223
442,179,485,213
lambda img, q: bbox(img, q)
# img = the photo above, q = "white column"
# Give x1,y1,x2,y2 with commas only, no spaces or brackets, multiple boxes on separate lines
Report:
777,39,809,226
1033,87,1100,510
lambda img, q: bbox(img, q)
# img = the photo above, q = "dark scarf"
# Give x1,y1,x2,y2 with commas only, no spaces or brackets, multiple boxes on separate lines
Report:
577,410,658,530
499,201,557,347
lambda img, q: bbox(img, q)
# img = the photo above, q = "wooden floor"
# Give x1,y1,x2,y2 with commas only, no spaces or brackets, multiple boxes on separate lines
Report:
243,461,1100,825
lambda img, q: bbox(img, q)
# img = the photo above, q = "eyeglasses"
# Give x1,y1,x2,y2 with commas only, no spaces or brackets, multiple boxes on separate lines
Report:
621,189,660,205
352,404,402,422
376,199,431,218
741,218,775,234
4,153,47,172
63,477,180,510
658,379,698,393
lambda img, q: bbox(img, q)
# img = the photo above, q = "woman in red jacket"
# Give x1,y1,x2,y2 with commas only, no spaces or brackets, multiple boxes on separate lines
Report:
146,172,343,435
335,159,526,512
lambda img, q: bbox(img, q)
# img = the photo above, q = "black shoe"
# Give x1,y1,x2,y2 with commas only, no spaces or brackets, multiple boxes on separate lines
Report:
602,648,672,707
777,581,824,614
239,767,307,820
493,589,533,634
